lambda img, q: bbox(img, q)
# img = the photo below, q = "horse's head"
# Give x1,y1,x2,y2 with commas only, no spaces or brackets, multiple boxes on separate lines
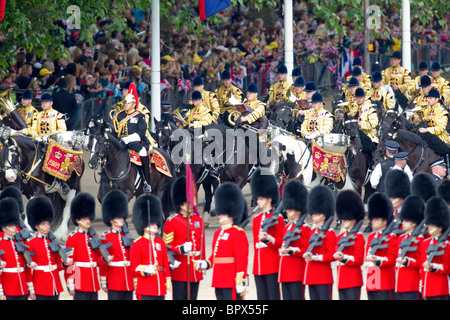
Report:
269,102,293,129
88,121,109,170
343,115,363,154
1,136,21,183
154,117,176,153
378,110,400,141
331,94,345,114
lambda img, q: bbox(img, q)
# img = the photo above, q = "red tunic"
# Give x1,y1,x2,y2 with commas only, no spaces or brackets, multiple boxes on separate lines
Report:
303,228,336,285
395,233,423,293
27,234,65,296
130,235,170,297
98,229,134,292
335,232,365,289
0,237,33,296
252,211,285,275
162,213,205,282
365,232,398,292
207,225,249,290
64,229,102,293
420,237,450,298
278,222,310,283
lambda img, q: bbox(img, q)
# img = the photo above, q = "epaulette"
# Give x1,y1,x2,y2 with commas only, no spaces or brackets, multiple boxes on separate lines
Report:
68,230,77,237
101,230,110,237
134,236,143,243
166,213,178,221
233,225,244,232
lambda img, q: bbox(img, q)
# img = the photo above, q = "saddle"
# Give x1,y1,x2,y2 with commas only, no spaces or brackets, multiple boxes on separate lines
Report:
129,149,173,178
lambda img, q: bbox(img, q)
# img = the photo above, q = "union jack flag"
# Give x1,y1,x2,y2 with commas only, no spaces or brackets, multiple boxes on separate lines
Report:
323,44,339,57
304,38,318,51
177,79,192,91
327,60,337,76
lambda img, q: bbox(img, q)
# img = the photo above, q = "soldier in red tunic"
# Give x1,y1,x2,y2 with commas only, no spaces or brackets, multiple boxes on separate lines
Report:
163,176,205,300
99,190,134,300
26,196,73,300
0,198,35,300
250,169,285,300
395,195,425,300
196,182,249,300
365,193,398,300
333,190,366,300
131,194,171,300
421,196,450,300
64,193,113,300
278,180,310,300
302,185,336,300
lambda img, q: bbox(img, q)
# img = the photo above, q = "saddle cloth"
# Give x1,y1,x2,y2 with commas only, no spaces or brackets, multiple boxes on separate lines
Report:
42,139,83,181
129,149,173,178
311,140,347,183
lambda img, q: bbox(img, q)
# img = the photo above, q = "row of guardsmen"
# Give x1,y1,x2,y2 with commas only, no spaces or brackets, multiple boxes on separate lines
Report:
0,165,448,300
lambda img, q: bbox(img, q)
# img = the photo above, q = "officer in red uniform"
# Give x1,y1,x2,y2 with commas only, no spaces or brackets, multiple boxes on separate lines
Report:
64,193,113,300
163,176,205,300
421,196,450,300
131,194,171,300
333,190,366,300
0,198,35,300
278,180,310,300
395,195,425,300
302,185,336,300
250,169,285,300
99,190,134,300
365,193,398,300
26,196,72,300
196,183,249,300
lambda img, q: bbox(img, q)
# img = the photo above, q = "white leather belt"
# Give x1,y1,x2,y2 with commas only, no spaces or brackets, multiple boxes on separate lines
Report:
2,267,25,273
75,261,97,268
108,261,130,267
34,265,57,272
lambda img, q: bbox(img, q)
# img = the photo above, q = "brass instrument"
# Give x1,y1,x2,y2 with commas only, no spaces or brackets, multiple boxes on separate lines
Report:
111,99,125,113
227,95,248,126
0,88,28,130
171,107,187,128
0,88,17,114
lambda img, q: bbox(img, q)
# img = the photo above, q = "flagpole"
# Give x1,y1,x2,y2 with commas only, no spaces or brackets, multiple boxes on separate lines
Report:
186,155,191,301
151,0,161,131
284,0,294,81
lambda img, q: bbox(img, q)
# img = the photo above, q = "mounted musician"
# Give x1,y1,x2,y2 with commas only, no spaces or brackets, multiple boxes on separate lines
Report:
237,83,268,135
110,84,152,194
300,92,333,140
190,76,220,124
267,64,291,108
16,89,38,130
185,90,215,128
341,67,371,95
406,61,429,103
429,61,450,106
381,51,411,95
215,69,243,126
366,71,394,115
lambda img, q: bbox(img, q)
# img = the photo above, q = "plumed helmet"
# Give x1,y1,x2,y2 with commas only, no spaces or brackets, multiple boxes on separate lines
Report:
411,172,437,203
282,180,308,213
399,195,424,225
307,185,335,219
336,190,365,221
132,194,163,236
385,169,411,199
0,186,24,213
70,193,96,226
171,176,187,211
0,197,20,228
102,190,129,227
368,193,393,223
26,196,54,231
425,196,449,230
250,168,279,205
214,182,246,225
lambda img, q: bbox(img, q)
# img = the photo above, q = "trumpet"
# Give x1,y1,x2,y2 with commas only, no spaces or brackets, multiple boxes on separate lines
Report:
0,88,18,114
227,97,248,126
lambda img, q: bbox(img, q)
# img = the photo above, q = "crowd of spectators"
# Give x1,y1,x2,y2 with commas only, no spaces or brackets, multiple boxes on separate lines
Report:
0,1,449,120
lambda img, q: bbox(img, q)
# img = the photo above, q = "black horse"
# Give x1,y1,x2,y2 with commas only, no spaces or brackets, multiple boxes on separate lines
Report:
86,118,175,219
0,132,84,240
269,101,303,136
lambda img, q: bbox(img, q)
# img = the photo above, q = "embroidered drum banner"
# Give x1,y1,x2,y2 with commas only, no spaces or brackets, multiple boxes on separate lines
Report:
129,149,173,178
42,139,83,181
312,140,347,183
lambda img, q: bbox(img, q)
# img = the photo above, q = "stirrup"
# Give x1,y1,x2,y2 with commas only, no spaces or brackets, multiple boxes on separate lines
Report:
143,182,152,194
61,183,70,195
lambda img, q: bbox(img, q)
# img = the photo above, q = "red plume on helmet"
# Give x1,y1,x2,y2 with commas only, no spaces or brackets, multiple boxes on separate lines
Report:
125,82,139,106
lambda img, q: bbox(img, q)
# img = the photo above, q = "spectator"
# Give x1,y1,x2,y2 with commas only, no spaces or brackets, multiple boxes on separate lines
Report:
52,77,80,130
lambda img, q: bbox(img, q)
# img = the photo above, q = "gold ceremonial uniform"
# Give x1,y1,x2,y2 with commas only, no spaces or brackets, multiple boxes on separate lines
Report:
406,75,423,103
215,84,243,112
342,74,371,93
283,88,307,104
185,102,215,127
268,80,291,106
381,66,411,94
346,101,379,143
300,107,334,138
367,86,395,114
342,89,357,104
17,105,38,128
431,76,450,106
189,90,220,124
244,98,266,124
24,107,66,139
410,96,450,143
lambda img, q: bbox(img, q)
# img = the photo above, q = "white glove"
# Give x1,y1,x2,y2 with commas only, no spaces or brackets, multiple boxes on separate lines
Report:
195,260,208,271
36,135,48,143
170,259,181,270
121,133,140,145
179,242,192,254
144,265,156,276
236,285,246,294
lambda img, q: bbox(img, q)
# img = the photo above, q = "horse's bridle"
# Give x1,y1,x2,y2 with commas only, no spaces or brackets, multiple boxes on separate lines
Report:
2,137,21,175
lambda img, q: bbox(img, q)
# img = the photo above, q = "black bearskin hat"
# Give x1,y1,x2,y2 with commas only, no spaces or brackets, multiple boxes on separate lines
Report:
336,190,365,221
385,169,410,199
132,194,163,236
171,176,187,211
425,196,449,230
70,193,96,226
411,172,437,203
26,196,54,231
0,197,20,228
436,180,450,205
307,185,335,219
0,186,24,213
282,180,307,213
102,190,129,227
250,169,279,205
368,192,393,223
214,182,246,226
399,195,424,225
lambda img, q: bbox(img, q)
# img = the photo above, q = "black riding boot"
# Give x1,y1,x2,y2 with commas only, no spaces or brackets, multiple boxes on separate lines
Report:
140,155,152,194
